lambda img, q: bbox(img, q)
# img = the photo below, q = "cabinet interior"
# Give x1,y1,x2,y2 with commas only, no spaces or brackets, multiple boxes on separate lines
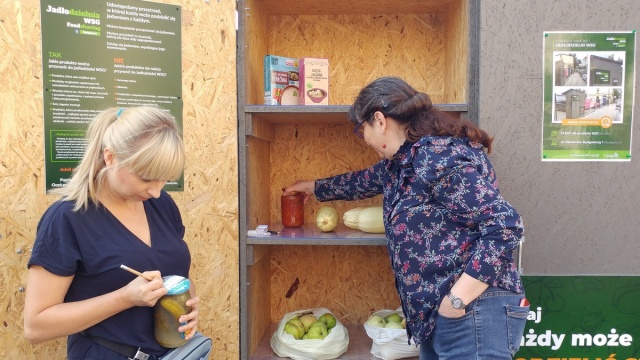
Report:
242,0,469,106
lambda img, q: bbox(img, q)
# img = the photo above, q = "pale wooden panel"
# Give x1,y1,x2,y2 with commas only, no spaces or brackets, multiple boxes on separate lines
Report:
266,14,448,105
0,0,239,358
246,136,273,229
445,0,469,103
244,0,270,105
269,123,383,224
247,246,273,355
265,123,401,322
270,245,400,324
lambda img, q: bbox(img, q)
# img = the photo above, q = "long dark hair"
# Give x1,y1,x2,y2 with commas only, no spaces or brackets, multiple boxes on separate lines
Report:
347,77,493,153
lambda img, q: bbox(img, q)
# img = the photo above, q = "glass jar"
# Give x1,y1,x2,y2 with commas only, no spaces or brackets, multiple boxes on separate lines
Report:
154,275,191,348
281,192,304,227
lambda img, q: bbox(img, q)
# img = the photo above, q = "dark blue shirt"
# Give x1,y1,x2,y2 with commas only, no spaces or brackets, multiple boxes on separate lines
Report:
29,191,190,359
315,136,524,344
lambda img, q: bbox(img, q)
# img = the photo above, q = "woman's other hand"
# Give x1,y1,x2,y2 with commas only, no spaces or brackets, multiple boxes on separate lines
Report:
179,296,200,339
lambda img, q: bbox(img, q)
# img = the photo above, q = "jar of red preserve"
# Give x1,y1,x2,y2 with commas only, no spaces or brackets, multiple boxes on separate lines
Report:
281,192,304,227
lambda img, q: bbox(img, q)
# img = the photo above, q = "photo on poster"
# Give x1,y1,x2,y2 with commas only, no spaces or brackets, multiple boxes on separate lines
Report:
542,31,635,161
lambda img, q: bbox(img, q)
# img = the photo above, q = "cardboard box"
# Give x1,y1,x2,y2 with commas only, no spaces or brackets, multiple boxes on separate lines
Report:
264,55,300,105
299,57,329,105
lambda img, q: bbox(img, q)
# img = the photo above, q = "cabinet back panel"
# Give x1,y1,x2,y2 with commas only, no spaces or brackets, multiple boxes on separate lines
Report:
269,124,383,225
266,14,447,105
270,245,400,323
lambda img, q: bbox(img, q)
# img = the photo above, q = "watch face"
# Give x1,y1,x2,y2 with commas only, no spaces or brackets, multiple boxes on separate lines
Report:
452,298,464,309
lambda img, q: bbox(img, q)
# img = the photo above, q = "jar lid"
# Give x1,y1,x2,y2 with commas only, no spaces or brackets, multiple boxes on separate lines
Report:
162,275,190,295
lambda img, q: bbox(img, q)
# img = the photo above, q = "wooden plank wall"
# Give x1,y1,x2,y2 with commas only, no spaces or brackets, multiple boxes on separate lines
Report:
0,0,239,358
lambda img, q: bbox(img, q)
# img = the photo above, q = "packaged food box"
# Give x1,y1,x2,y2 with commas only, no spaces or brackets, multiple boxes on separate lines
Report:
299,57,329,105
264,55,300,105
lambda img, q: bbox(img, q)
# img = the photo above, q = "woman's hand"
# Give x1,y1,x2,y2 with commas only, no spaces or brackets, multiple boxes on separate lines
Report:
437,294,466,319
122,270,167,307
282,180,316,203
179,296,200,339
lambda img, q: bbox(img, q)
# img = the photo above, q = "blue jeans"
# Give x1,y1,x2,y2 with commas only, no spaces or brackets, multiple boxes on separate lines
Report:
419,287,529,360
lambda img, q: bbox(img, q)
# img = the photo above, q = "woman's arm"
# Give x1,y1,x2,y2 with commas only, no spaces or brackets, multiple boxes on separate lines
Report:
24,265,166,344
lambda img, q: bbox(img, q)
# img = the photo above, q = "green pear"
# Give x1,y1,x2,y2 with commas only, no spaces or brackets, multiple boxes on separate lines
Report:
299,313,317,332
286,318,305,339
284,322,303,339
318,313,337,329
385,321,405,329
365,315,386,328
309,321,327,330
306,323,328,339
385,313,403,324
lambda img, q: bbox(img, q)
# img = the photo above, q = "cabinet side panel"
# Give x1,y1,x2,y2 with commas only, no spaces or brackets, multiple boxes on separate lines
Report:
444,0,469,104
270,245,400,323
268,14,447,104
247,247,272,355
244,0,270,104
247,137,272,228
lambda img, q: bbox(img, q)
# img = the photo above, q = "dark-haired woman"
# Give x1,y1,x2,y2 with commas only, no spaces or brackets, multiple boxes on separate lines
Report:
283,77,528,359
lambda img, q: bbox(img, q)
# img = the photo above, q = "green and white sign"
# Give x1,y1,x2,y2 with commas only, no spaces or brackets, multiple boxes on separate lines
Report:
41,0,183,191
515,276,640,360
542,31,635,161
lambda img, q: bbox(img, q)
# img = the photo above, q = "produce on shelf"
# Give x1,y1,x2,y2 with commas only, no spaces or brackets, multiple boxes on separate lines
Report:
343,206,385,233
315,206,339,232
365,315,387,328
283,312,337,340
365,311,406,329
342,207,364,229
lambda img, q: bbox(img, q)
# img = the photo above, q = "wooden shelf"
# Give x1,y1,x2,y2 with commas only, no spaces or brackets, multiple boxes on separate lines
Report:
251,323,419,360
247,224,387,246
244,104,469,125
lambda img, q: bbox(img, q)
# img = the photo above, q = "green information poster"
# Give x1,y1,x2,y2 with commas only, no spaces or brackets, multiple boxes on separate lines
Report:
515,276,640,360
542,31,636,161
41,0,183,191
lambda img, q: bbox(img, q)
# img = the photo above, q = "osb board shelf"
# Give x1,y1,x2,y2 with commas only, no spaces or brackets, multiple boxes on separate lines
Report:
251,323,419,360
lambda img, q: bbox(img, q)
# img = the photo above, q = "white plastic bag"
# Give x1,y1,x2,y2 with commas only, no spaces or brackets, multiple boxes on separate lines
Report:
270,307,349,360
364,308,419,360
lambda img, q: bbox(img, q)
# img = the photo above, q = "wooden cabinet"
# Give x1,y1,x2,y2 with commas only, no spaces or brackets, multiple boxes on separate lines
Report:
237,1,478,358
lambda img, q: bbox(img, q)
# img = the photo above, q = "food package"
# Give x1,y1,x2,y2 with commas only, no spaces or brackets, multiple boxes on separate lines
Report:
264,55,300,105
364,308,419,360
270,307,349,360
299,57,329,105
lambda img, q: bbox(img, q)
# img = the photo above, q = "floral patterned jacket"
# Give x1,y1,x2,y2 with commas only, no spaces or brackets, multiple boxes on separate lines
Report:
315,136,525,344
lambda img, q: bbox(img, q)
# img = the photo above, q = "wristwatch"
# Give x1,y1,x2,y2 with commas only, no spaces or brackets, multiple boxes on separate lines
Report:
448,293,467,309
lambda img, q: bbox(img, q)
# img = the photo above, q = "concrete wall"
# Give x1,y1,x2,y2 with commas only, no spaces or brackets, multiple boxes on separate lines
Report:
479,0,640,275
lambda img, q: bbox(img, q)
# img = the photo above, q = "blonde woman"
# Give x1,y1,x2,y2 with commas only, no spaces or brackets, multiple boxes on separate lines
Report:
24,107,199,359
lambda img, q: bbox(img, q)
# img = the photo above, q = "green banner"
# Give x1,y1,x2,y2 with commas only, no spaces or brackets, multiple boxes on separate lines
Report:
541,31,636,161
41,0,183,191
516,276,640,360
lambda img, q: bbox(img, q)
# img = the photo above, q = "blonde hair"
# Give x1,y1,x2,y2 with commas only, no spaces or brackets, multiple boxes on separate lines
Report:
51,106,185,211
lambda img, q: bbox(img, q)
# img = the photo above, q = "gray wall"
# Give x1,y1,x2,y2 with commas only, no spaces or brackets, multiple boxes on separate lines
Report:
479,0,640,275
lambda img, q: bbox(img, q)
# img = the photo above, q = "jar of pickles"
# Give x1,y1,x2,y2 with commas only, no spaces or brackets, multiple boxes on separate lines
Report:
154,275,191,348
281,192,305,227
